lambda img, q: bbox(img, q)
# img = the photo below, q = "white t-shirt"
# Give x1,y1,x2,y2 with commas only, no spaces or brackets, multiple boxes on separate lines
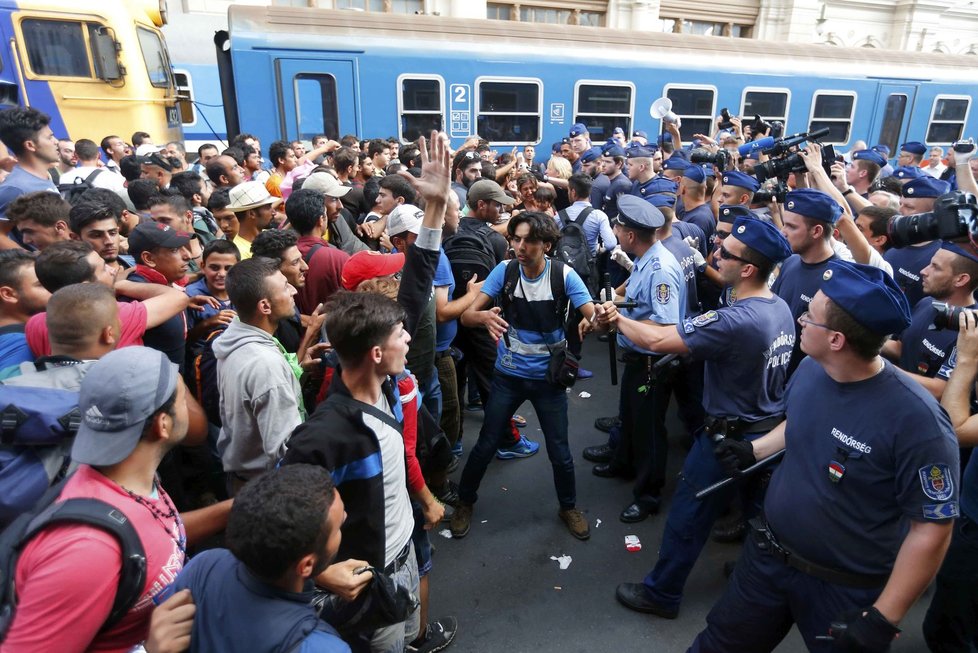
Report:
58,166,133,209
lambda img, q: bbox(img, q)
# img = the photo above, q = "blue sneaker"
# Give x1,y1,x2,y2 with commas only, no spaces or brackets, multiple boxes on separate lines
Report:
496,435,540,460
577,367,594,380
451,441,463,457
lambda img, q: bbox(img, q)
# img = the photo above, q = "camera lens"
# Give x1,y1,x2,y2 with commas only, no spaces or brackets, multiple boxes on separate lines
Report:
932,301,962,331
888,212,940,249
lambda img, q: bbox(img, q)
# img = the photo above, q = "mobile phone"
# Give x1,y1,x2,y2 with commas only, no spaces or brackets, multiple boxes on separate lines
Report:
952,138,976,154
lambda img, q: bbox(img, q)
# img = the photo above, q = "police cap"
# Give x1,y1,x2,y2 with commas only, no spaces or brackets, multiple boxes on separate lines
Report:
615,195,666,231
721,170,761,192
626,145,656,159
820,260,911,336
662,156,689,172
893,166,924,180
683,165,706,184
569,123,588,138
900,141,927,156
730,216,791,263
902,176,950,198
580,147,603,164
941,241,978,265
783,188,843,224
853,149,887,167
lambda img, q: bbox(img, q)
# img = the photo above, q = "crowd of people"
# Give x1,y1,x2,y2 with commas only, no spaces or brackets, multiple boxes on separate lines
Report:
0,99,976,653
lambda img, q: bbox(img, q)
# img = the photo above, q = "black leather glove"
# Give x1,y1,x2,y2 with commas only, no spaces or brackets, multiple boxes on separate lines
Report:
830,607,900,653
714,439,755,476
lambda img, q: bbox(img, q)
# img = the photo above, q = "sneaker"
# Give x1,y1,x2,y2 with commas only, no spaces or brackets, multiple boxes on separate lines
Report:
511,414,527,428
496,434,540,460
464,400,482,413
434,480,460,507
407,616,458,653
451,441,463,456
594,416,621,433
446,454,461,475
576,367,594,380
559,508,591,540
451,503,473,538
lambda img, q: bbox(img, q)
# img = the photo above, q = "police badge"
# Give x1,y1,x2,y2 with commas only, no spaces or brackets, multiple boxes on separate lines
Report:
656,283,671,304
919,464,954,501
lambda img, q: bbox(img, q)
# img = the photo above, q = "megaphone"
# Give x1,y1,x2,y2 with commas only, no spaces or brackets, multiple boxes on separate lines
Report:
650,97,681,127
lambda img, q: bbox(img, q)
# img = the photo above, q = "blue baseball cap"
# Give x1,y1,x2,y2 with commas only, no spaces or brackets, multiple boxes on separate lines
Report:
662,156,689,171
551,141,563,154
615,195,665,230
820,260,911,336
683,165,707,184
892,166,924,180
853,149,887,167
569,123,588,138
731,216,792,263
72,347,180,467
902,176,951,198
941,241,978,265
626,145,656,159
783,188,843,224
900,141,927,156
721,170,761,192
718,204,755,222
580,146,603,164
657,133,674,145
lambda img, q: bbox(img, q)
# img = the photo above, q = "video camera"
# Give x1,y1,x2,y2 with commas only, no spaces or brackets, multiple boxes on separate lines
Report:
690,148,731,171
888,191,978,249
751,127,832,181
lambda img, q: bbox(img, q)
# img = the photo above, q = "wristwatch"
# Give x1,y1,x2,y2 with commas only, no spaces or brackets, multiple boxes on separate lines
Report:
842,186,855,197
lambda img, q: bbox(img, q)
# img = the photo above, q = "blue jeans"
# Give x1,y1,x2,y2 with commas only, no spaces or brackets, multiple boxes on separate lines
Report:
457,372,576,509
643,429,766,608
923,514,978,652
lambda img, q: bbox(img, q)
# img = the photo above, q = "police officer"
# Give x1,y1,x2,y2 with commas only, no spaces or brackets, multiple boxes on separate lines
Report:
885,241,978,398
627,146,677,203
579,146,610,210
676,164,715,245
598,216,795,618
588,195,686,523
598,141,631,220
691,260,959,652
718,170,760,208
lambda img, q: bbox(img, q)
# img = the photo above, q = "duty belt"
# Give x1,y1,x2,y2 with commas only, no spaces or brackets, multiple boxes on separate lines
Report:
621,351,665,365
749,518,889,590
704,414,783,441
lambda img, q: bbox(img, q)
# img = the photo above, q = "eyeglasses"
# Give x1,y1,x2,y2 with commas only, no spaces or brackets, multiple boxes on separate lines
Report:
714,230,730,241
798,310,834,330
717,244,754,265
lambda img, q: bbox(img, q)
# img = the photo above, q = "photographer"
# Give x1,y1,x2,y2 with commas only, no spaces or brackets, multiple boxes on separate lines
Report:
923,308,978,650
951,139,978,197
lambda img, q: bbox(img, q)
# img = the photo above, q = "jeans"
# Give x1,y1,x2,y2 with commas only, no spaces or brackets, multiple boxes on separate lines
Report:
365,542,421,653
435,351,461,447
923,514,978,652
688,536,881,652
454,327,519,448
457,372,576,509
419,369,442,426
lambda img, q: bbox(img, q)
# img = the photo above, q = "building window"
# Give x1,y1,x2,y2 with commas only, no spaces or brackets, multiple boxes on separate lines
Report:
173,70,196,125
487,3,511,20
399,76,443,143
21,19,90,78
476,78,541,144
809,92,855,144
335,0,421,12
741,89,788,133
574,82,632,142
294,73,339,141
927,96,970,144
664,85,716,141
486,3,604,25
658,18,751,37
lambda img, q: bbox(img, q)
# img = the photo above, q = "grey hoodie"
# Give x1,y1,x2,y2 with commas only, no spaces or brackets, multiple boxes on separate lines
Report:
214,319,302,477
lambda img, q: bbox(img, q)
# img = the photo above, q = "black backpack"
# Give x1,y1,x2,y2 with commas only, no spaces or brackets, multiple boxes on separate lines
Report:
58,169,104,204
555,208,596,297
0,476,146,641
443,228,497,300
188,327,226,427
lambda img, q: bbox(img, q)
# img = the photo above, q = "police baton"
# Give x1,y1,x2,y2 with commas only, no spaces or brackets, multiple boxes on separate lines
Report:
694,450,786,501
603,273,618,385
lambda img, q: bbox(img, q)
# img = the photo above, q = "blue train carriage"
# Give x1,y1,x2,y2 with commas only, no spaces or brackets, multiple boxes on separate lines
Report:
0,0,182,145
219,5,978,159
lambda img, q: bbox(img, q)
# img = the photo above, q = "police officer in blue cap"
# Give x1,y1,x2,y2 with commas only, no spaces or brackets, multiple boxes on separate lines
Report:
678,165,716,245
899,141,927,167
884,176,952,308
848,149,886,197
568,123,590,174
588,195,686,523
772,188,843,375
579,146,610,209
599,141,632,220
694,259,958,652
598,216,795,618
661,155,688,182
719,170,761,207
892,165,924,182
628,146,677,203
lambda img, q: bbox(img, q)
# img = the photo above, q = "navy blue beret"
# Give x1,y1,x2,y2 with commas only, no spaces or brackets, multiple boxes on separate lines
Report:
718,204,755,222
872,144,891,155
721,170,761,192
902,176,951,198
580,146,603,164
569,123,588,138
601,142,625,158
853,149,887,167
658,133,673,145
941,241,978,265
701,164,717,178
662,156,689,171
636,177,679,197
632,130,648,139
626,145,656,159
683,165,706,184
893,166,924,180
646,193,675,209
820,260,911,336
784,188,843,224
615,195,665,230
731,216,791,263
901,141,927,156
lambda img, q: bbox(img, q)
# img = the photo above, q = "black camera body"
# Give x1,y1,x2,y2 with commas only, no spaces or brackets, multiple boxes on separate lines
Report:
752,127,833,183
690,148,731,171
932,301,966,331
888,191,978,249
718,108,734,130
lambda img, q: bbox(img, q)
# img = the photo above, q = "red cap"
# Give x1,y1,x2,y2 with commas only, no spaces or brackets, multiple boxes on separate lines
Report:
341,251,405,291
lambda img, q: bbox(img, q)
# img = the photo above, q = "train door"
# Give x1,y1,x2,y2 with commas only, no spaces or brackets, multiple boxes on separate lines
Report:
275,59,358,142
870,84,917,157
0,12,18,108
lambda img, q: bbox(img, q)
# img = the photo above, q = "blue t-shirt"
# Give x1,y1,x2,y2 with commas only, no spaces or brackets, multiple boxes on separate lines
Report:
660,234,700,316
601,173,633,220
482,259,591,380
0,324,32,379
0,166,57,221
681,203,716,245
771,252,838,374
961,446,978,522
898,297,973,380
185,277,233,333
679,295,794,420
884,241,942,309
617,241,686,355
590,174,611,210
766,357,960,576
434,249,456,353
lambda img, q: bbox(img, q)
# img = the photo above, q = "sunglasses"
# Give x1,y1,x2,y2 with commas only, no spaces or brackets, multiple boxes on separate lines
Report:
718,244,755,265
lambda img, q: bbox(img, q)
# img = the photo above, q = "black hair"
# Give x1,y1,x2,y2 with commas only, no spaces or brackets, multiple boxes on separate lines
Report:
100,135,120,155
131,131,151,146
452,148,480,179
73,139,99,161
367,139,388,158
76,187,126,215
207,187,231,212
269,140,292,168
399,147,421,168
202,238,241,263
205,158,232,186
506,211,560,246
0,107,51,157
69,200,121,234
0,249,36,291
35,241,97,293
739,245,777,280
824,298,888,360
251,229,298,263
197,143,218,158
378,174,416,205
46,283,116,351
856,205,897,241
222,147,244,166
567,173,593,200
128,179,162,212
286,189,326,235
149,191,192,216
333,147,357,173
230,133,257,149
324,290,407,367
226,256,281,321
169,171,205,203
339,135,358,148
8,192,71,228
227,464,337,582
119,155,142,182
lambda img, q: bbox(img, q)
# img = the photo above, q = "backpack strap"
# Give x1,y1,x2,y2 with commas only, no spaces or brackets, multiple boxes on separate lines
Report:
556,209,569,228
83,168,104,185
303,243,324,265
567,207,593,226
548,259,569,324
499,259,521,320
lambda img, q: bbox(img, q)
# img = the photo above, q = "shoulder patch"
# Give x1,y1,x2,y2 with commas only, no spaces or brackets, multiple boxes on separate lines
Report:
919,464,955,501
651,257,662,272
923,502,959,520
691,311,719,328
655,283,671,304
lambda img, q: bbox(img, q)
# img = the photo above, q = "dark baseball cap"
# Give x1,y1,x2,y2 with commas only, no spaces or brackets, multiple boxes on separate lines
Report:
128,221,193,259
467,179,515,206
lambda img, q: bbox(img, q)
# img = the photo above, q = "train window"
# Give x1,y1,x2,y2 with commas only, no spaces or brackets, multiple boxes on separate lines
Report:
574,82,633,141
399,76,444,143
173,71,196,125
741,89,789,128
876,94,907,156
294,73,339,141
663,85,716,140
476,78,541,144
21,19,90,78
809,92,855,144
136,27,172,89
927,96,970,144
